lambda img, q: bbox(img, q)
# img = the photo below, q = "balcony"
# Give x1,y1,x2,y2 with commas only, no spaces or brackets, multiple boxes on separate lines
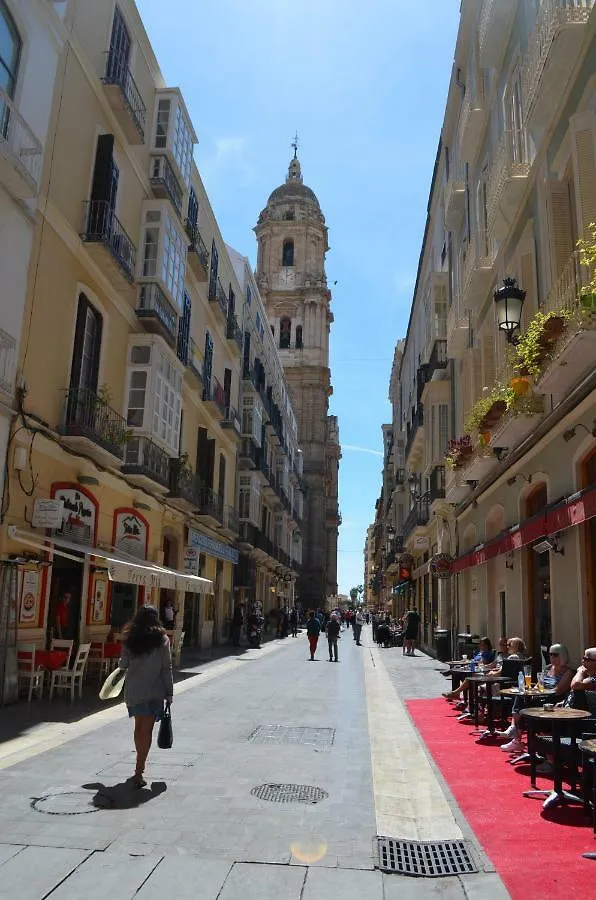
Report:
136,283,178,346
429,465,446,502
461,445,498,483
221,406,242,440
122,436,171,493
186,337,204,386
405,406,425,467
462,229,495,308
490,393,545,451
196,485,224,529
150,155,183,218
478,0,516,69
226,313,243,354
326,501,341,525
458,75,487,164
239,436,260,469
403,496,431,541
427,339,448,380
486,129,531,240
242,361,259,392
444,168,466,231
203,375,227,416
537,250,596,399
102,51,146,143
219,504,239,538
0,84,42,199
208,278,229,323
447,304,471,359
168,460,201,512
522,0,594,129
445,467,472,504
0,328,16,397
59,387,128,466
81,201,136,288
238,521,258,549
185,220,209,281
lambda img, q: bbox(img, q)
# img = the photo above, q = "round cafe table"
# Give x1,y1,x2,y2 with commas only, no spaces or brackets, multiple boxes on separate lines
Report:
499,688,557,764
466,674,512,732
521,706,591,810
34,650,68,671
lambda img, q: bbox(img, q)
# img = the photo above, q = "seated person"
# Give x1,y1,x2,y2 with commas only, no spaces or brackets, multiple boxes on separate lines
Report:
442,637,497,703
499,642,573,754
561,646,596,709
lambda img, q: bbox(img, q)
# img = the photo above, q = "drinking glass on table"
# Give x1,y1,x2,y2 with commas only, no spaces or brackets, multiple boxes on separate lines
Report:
536,672,544,692
524,665,532,690
462,654,468,662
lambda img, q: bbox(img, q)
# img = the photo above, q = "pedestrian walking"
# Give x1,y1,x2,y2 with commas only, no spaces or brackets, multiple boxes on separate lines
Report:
326,613,341,662
306,611,321,661
118,605,174,788
354,609,364,645
404,608,420,656
289,607,299,637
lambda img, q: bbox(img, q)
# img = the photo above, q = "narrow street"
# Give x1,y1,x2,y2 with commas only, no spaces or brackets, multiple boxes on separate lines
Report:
0,630,508,899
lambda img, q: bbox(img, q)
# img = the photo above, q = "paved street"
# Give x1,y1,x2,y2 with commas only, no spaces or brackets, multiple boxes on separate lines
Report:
0,629,509,898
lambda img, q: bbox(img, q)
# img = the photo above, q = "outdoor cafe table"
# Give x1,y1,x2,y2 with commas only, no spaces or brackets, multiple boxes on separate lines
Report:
499,687,557,763
448,666,473,692
32,650,68,671
466,674,512,732
521,706,591,810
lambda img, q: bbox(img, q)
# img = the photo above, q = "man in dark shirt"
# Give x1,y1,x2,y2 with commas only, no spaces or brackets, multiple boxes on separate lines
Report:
326,614,341,662
404,608,420,656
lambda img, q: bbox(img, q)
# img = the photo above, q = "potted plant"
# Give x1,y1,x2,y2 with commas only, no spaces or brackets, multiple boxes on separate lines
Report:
445,434,473,469
512,308,572,380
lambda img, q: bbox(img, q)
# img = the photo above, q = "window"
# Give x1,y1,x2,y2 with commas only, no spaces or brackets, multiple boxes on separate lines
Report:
126,371,146,426
142,210,160,276
70,294,102,394
153,352,181,453
255,311,264,340
155,97,170,148
106,7,131,84
282,239,294,266
187,187,199,230
295,325,303,349
0,2,21,97
126,342,182,455
161,214,186,308
242,396,263,446
246,284,252,306
177,292,191,364
279,317,291,349
172,105,192,185
208,240,218,300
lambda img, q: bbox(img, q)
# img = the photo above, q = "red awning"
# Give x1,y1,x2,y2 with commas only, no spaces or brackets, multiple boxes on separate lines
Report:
452,483,596,574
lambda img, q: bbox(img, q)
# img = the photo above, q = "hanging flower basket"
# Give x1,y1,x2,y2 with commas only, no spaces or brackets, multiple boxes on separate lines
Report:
430,553,455,579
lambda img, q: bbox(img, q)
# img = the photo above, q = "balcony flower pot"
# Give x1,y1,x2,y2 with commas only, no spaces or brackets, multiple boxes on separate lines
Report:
540,314,567,346
478,400,507,431
510,376,530,396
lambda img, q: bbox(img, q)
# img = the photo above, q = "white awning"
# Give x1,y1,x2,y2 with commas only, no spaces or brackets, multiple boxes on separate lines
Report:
8,526,213,595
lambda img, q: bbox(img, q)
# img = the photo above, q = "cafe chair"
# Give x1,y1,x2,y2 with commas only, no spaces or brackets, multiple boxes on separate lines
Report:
532,692,596,793
49,643,91,701
50,638,74,667
579,732,596,833
17,644,44,702
87,641,111,682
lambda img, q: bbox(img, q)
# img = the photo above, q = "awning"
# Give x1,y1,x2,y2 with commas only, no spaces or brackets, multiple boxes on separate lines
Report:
452,482,596,574
7,526,213,594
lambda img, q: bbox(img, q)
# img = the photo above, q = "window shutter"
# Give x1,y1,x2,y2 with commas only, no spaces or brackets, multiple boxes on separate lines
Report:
482,330,496,389
471,346,483,404
575,123,596,234
520,248,537,331
546,180,574,284
90,134,115,205
439,405,449,459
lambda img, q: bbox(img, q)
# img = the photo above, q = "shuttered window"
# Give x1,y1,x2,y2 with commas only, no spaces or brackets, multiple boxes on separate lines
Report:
575,121,596,233
546,180,574,284
439,405,449,459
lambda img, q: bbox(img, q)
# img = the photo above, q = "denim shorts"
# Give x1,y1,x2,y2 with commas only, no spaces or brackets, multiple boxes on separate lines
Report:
127,699,164,720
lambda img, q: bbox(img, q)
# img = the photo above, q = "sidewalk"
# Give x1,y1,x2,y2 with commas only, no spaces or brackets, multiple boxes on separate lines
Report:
0,628,509,899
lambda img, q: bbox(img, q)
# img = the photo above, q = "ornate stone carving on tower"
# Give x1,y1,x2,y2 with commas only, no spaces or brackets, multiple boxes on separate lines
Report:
255,151,340,607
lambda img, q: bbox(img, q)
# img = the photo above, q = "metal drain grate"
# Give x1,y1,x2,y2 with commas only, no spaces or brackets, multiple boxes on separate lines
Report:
31,792,100,816
248,725,335,748
377,838,478,877
251,783,329,804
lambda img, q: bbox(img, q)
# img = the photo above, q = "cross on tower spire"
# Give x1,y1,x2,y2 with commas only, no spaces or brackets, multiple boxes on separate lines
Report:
291,131,299,160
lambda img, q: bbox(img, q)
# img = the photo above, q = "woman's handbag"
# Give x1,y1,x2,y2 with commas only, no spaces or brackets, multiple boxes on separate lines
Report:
157,701,173,749
99,667,126,700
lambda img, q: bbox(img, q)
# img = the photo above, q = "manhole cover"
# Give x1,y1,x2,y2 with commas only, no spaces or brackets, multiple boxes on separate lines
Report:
248,726,335,749
32,792,100,816
377,838,478,877
250,783,328,804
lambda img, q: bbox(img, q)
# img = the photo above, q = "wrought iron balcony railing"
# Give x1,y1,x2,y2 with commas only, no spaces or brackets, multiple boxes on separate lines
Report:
61,387,128,459
137,282,177,339
185,219,209,270
102,51,146,137
0,83,43,192
123,436,170,488
81,200,136,281
150,154,183,217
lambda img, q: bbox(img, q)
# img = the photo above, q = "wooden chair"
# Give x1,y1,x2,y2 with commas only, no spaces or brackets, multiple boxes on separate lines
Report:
49,643,91,701
50,638,74,667
17,644,44,702
87,641,111,682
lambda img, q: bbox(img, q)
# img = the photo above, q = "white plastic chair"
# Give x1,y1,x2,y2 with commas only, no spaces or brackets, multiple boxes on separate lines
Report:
87,641,111,682
49,643,91,701
50,638,74,667
17,644,44,702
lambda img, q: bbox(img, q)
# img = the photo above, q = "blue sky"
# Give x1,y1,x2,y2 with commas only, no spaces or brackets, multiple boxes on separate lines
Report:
136,0,460,596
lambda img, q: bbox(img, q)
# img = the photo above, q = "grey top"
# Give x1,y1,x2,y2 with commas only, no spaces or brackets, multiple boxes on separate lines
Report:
119,635,173,707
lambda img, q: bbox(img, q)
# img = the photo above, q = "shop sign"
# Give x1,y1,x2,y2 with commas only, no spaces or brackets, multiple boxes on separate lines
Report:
430,553,455,579
188,527,239,564
412,536,429,553
183,547,200,576
18,568,41,626
114,510,148,560
32,498,64,530
51,484,97,545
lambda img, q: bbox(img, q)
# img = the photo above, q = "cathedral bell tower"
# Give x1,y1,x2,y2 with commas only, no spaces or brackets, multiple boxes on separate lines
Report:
255,149,340,607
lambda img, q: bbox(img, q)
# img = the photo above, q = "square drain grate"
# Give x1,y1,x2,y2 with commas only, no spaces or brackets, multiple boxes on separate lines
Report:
248,725,335,749
377,838,478,877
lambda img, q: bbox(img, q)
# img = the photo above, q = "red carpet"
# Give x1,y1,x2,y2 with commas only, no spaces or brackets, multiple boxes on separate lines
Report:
406,698,596,897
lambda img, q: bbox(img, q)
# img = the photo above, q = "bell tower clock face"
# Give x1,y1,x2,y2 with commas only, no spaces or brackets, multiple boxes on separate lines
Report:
280,267,296,286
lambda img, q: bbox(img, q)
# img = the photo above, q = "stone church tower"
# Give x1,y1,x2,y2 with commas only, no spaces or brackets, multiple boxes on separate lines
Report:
255,152,340,607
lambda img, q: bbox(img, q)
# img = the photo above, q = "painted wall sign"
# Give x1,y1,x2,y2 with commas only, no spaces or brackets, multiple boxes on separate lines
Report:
183,547,200,576
19,568,41,626
412,536,430,553
113,509,149,560
32,498,64,530
50,484,98,545
188,527,239,564
90,576,108,625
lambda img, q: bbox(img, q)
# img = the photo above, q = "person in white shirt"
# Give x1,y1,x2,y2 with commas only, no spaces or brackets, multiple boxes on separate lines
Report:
354,610,365,646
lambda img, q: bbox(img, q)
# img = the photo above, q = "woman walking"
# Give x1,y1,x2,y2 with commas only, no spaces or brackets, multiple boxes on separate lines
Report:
119,605,173,787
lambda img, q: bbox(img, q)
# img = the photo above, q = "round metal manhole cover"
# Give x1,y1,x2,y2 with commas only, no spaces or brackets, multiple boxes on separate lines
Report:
32,792,100,816
250,783,328,804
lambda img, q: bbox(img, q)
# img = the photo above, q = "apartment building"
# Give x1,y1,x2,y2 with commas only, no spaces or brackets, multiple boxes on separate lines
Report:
227,247,304,614
378,0,596,663
0,0,65,701
0,0,267,663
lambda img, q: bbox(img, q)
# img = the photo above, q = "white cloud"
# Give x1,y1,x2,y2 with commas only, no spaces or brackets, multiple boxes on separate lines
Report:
342,444,383,457
201,136,254,186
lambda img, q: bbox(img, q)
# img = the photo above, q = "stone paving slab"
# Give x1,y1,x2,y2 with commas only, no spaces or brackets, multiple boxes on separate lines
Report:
135,856,233,898
0,846,90,899
302,865,384,899
217,862,306,899
48,850,163,899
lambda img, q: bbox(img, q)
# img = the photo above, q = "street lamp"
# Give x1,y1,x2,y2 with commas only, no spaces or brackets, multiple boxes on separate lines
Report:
408,473,422,502
493,277,526,343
